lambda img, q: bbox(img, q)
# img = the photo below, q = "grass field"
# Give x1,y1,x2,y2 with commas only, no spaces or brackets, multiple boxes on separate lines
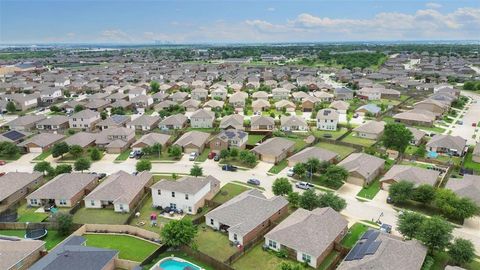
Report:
268,159,288,174
286,136,308,152
16,203,48,223
311,128,348,140
314,142,355,160
72,207,130,225
115,149,131,161
195,224,238,262
341,133,377,147
211,183,250,204
463,151,480,172
232,242,295,270
356,179,381,199
0,230,66,250
247,134,266,145
84,233,159,262
195,147,210,162
128,196,171,234
33,149,52,161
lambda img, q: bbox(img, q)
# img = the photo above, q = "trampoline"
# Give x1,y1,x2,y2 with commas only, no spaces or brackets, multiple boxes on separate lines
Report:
24,223,48,240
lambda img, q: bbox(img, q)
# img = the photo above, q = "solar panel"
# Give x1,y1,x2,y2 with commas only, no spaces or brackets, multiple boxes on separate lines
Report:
3,130,25,141
344,230,382,261
366,241,381,255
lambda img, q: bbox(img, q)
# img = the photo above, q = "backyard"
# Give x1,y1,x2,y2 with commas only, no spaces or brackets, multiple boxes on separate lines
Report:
84,233,160,262
246,134,266,146
463,150,480,172
195,224,239,262
142,250,215,270
72,207,130,225
311,128,349,140
16,202,49,223
211,183,250,204
341,133,377,147
232,242,295,270
286,136,308,152
314,142,356,160
0,229,66,250
128,195,171,234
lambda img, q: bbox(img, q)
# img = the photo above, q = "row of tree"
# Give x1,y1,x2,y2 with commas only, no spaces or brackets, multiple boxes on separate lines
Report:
292,158,349,189
389,181,479,220
51,142,101,161
220,148,257,166
398,212,475,266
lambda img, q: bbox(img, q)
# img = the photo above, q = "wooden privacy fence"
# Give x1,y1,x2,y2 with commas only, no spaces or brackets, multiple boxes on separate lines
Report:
180,245,235,270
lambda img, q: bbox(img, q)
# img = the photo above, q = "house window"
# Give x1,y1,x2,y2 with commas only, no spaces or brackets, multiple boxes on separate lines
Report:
188,206,192,212
302,253,311,263
119,204,124,210
210,218,214,225
157,190,161,195
59,199,67,206
233,234,238,241
30,199,37,205
185,194,189,200
268,240,277,248
171,192,175,197
90,200,95,206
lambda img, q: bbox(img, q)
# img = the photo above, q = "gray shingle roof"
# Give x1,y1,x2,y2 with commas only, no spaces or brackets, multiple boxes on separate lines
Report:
445,175,480,205
380,165,440,187
27,173,97,201
0,237,45,270
287,147,338,164
338,153,385,179
174,131,210,148
0,172,43,202
252,137,295,157
151,175,220,194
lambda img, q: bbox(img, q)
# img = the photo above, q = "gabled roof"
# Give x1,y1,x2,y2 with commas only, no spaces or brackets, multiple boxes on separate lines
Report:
220,114,244,129
174,131,210,148
353,121,385,134
266,207,347,258
151,175,220,194
7,115,46,127
380,165,440,187
338,153,385,179
191,109,215,120
27,173,97,200
0,172,43,202
206,189,288,235
252,137,295,157
64,132,96,147
18,133,65,148
0,237,45,270
280,115,307,127
445,175,480,205
329,100,350,110
251,115,275,126
160,114,187,126
128,115,160,127
132,133,171,147
426,134,466,151
96,115,130,127
356,104,381,114
317,109,339,120
85,171,152,205
36,116,69,126
71,109,100,119
287,147,337,163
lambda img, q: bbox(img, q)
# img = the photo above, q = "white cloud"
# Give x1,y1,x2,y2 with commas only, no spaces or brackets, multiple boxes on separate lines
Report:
426,2,443,9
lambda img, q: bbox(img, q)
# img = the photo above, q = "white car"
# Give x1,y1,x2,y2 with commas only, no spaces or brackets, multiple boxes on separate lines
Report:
287,168,294,177
189,152,197,161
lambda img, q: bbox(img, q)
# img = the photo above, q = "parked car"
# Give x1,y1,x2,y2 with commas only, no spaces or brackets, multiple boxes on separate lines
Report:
380,223,392,234
0,172,5,176
295,181,314,190
222,164,237,171
457,120,463,125
129,151,137,158
208,152,217,159
353,113,359,118
213,155,220,161
247,178,260,185
472,123,477,127
386,196,393,204
97,173,107,179
189,152,198,161
286,168,294,177
0,160,6,166
135,151,144,159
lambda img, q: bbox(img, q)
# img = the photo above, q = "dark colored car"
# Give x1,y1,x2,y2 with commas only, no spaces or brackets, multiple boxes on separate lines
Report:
135,151,144,159
98,173,107,179
222,164,237,171
213,155,220,161
386,196,393,204
247,178,261,185
208,152,217,159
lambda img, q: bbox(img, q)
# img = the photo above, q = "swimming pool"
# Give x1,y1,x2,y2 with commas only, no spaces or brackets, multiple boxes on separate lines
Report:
157,257,201,270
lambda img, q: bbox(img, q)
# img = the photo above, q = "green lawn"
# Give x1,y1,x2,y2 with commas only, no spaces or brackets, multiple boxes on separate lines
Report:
356,179,381,200
0,153,21,161
16,203,49,222
0,230,66,250
84,233,159,262
341,133,376,147
405,145,419,155
232,242,294,270
211,183,250,204
268,159,288,174
341,223,370,248
463,151,480,172
286,136,308,152
142,250,215,270
195,147,210,162
33,149,52,161
195,224,238,262
115,149,131,161
72,207,130,225
416,125,446,134
128,196,171,235
247,134,266,145
318,251,340,270
429,251,480,270
314,142,355,160
311,128,348,140
57,148,105,162
310,175,343,190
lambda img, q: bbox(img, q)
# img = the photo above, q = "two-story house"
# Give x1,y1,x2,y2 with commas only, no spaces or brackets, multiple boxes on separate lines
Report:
69,109,101,130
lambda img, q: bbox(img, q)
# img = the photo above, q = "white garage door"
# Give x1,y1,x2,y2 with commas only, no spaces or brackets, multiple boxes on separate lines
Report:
29,147,43,153
347,176,364,186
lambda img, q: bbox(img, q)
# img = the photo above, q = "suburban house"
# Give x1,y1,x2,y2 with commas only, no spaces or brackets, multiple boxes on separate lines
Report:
220,114,244,130
3,93,39,111
69,109,101,130
84,99,110,112
252,137,295,164
334,87,354,100
252,99,271,113
329,100,349,113
131,94,154,110
151,175,220,214
131,133,171,151
30,235,118,270
338,153,385,186
181,99,201,111
280,115,308,131
355,104,381,116
413,99,448,116
209,129,248,153
0,172,43,213
205,189,289,245
0,130,30,144
169,91,189,102
357,87,382,100
174,131,210,153
393,109,436,127
159,114,188,130
265,207,348,268
337,230,427,270
353,121,385,140
301,96,320,112
313,91,333,102
0,236,46,270
84,171,152,213
18,133,65,153
7,115,46,131
250,116,275,131
252,91,269,100
96,115,130,130
229,91,248,108
379,165,440,190
27,173,98,208
35,116,69,132
426,134,467,156
94,127,136,154
64,132,97,148
191,88,209,101
126,115,161,132
272,87,290,100
445,175,480,205
316,109,339,131
211,87,228,100
190,109,215,128
287,147,338,167
408,127,426,146
275,100,296,112
203,99,224,110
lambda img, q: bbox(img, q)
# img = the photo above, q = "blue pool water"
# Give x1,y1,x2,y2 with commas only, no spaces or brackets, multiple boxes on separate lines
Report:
159,258,201,270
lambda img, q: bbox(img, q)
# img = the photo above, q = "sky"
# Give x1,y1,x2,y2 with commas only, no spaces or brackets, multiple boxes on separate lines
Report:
0,0,479,44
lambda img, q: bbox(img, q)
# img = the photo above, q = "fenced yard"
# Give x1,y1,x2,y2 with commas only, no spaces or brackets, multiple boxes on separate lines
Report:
194,224,239,262
210,183,250,205
72,207,130,225
0,229,66,250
